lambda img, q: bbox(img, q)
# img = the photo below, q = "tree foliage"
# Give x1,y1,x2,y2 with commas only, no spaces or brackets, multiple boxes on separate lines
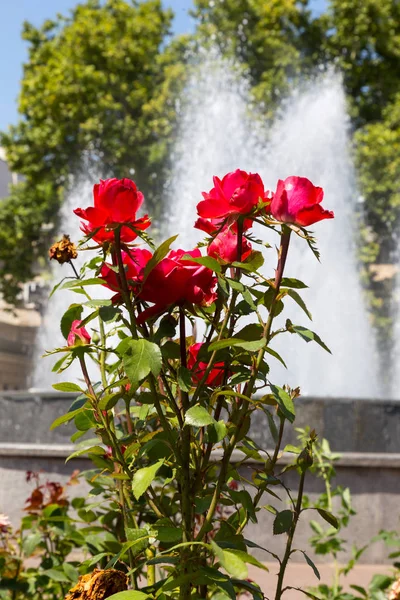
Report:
0,0,188,303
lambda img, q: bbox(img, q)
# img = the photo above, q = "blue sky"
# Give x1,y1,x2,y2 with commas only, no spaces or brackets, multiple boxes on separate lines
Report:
0,0,326,132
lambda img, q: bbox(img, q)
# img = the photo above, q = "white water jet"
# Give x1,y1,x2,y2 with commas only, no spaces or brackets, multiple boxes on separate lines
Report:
165,53,382,398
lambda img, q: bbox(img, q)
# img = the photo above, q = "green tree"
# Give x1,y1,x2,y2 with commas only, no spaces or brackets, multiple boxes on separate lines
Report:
0,0,188,304
192,0,323,118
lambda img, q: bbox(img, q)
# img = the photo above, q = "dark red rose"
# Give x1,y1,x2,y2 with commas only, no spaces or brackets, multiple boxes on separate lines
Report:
74,178,151,244
138,249,217,323
187,343,225,386
270,176,334,227
67,320,91,347
197,169,268,219
100,248,152,294
207,225,252,264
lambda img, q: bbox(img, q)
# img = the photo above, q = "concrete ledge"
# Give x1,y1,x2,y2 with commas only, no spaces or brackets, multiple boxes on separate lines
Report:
2,443,400,468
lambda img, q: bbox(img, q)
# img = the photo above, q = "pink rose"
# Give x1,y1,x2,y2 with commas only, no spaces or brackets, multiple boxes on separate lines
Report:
67,320,91,347
270,176,334,227
197,170,268,219
207,226,252,263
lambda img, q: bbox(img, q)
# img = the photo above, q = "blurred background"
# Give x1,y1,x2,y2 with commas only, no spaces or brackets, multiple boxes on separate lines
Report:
0,0,399,395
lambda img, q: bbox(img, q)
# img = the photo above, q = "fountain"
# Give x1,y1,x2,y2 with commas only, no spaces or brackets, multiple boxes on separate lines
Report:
165,52,382,399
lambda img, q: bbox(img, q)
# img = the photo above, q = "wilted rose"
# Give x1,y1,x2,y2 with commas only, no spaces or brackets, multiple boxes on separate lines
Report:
74,178,151,244
64,569,127,600
270,176,334,227
49,235,78,264
197,169,268,219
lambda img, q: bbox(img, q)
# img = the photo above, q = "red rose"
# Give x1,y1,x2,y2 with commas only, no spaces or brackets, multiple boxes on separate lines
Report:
270,176,334,227
138,249,217,323
197,169,268,219
67,320,91,346
74,178,151,244
207,226,252,264
187,343,225,386
100,248,152,294
194,216,253,235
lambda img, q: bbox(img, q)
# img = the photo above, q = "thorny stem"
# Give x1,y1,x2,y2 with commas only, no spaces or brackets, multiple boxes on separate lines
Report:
78,354,137,586
179,307,193,600
275,470,307,600
236,416,286,535
196,227,291,541
68,259,80,280
114,228,138,339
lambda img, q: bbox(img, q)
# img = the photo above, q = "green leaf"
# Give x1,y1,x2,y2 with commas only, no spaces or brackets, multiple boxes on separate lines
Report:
273,510,293,534
60,277,106,290
84,299,112,308
225,277,245,291
99,305,121,322
369,575,393,591
125,528,150,556
232,250,264,272
285,289,312,320
317,508,339,529
211,541,248,579
43,568,70,582
227,549,268,571
177,366,193,392
123,339,162,387
280,277,308,289
266,347,287,368
182,254,221,273
206,420,227,443
50,406,85,430
132,460,164,500
302,551,320,580
66,445,105,462
23,533,42,557
107,593,149,600
143,235,178,281
63,563,79,583
52,382,83,393
209,337,265,352
185,405,215,427
265,409,278,443
60,304,83,339
270,384,295,423
154,519,182,543
289,324,331,354
98,392,122,411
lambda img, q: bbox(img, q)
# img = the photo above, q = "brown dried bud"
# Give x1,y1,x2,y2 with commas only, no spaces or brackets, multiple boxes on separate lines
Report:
389,577,400,600
64,569,128,600
49,235,78,264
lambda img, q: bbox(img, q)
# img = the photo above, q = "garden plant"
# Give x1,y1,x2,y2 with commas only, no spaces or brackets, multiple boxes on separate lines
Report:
3,171,373,600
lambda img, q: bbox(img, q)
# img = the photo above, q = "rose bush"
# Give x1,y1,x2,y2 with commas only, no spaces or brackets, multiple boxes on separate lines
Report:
42,172,336,600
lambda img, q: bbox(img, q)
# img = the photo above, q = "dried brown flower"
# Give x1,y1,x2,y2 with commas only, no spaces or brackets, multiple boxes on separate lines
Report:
389,577,400,600
49,235,78,264
64,569,128,600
